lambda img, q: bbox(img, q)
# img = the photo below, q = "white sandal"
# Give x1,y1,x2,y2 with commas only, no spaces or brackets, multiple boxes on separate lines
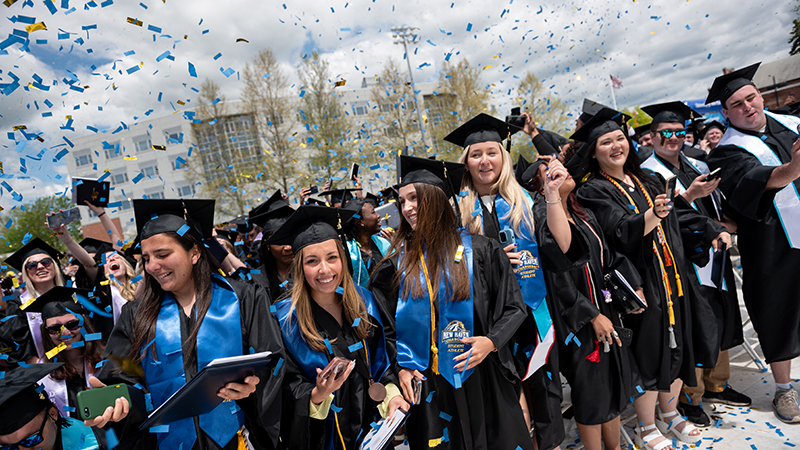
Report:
634,423,673,450
657,408,701,444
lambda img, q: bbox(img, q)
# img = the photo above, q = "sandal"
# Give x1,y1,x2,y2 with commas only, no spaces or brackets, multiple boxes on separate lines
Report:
634,423,673,450
656,408,701,444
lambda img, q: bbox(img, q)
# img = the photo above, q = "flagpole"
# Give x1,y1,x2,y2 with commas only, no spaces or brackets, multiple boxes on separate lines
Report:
609,80,618,110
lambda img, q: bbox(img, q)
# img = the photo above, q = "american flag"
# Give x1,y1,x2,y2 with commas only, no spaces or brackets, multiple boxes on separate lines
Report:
610,75,623,89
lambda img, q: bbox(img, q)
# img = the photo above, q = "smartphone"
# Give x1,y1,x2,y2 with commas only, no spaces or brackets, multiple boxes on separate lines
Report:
705,167,722,182
499,228,518,269
664,175,678,200
76,384,134,420
203,237,229,264
309,185,319,195
412,378,422,404
47,207,81,228
350,163,360,181
320,357,352,381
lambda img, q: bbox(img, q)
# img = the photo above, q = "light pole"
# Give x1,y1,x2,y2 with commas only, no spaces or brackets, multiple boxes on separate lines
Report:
391,25,428,154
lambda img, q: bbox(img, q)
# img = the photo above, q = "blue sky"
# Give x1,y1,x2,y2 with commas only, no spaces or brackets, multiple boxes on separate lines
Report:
0,0,795,213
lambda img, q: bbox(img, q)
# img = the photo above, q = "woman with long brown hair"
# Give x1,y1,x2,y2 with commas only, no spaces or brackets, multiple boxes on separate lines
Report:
87,199,284,450
369,156,533,450
266,205,407,450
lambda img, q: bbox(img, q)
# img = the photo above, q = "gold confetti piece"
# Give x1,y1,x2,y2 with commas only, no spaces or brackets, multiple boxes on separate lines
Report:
152,145,166,151
3,0,18,6
12,125,27,130
20,297,37,310
334,79,346,87
123,156,138,161
184,34,188,39
0,347,11,354
127,17,143,26
109,354,145,377
177,100,185,106
650,31,656,35
492,55,499,59
25,22,46,33
46,342,67,359
422,114,428,123
112,83,117,90
483,64,493,70
236,38,249,43
218,268,227,276
0,161,3,173
100,280,110,286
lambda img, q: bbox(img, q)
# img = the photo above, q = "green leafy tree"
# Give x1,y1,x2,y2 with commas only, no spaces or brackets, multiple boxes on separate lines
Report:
426,59,492,160
508,72,572,162
242,49,298,194
623,105,652,128
790,2,800,55
1,196,82,257
297,51,356,184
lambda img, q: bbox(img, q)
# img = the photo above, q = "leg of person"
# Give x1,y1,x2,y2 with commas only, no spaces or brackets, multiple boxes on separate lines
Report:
575,423,602,450
702,350,751,407
657,379,701,444
600,417,622,450
771,359,800,423
678,367,710,427
633,391,673,450
519,390,531,437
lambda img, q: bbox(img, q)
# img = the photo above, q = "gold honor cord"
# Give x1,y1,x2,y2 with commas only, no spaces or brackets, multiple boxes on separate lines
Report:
419,251,439,375
599,171,682,347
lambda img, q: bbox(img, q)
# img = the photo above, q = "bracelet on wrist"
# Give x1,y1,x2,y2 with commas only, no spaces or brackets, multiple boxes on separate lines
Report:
97,211,105,217
545,198,562,204
653,210,667,219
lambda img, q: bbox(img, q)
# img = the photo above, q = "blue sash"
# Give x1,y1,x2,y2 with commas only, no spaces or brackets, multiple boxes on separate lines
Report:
493,193,552,341
273,286,390,450
61,417,100,450
395,233,474,388
143,274,244,449
346,236,391,287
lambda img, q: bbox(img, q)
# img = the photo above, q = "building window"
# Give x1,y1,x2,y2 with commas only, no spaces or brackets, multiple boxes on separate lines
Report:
134,137,152,152
110,173,129,186
379,104,394,113
75,152,92,167
353,106,367,116
146,191,164,200
172,159,186,170
140,164,159,178
104,147,121,160
164,127,182,145
178,185,196,197
118,199,132,211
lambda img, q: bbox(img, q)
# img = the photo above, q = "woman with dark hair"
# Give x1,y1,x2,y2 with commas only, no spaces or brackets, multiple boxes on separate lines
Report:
574,109,730,450
266,205,407,450
342,198,391,287
370,156,533,450
525,154,640,450
88,199,284,450
249,190,297,301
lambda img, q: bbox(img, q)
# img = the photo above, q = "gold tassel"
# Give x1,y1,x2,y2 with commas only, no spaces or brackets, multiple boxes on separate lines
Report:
237,429,247,450
431,345,439,375
676,274,684,298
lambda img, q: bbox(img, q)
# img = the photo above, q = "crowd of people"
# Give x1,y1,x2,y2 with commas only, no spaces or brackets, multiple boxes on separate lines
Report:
1,62,799,450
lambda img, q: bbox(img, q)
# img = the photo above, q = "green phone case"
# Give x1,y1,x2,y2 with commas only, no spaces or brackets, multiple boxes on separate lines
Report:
76,384,132,420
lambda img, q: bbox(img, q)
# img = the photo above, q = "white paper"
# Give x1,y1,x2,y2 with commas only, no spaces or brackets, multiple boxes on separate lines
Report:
523,324,555,381
359,408,408,450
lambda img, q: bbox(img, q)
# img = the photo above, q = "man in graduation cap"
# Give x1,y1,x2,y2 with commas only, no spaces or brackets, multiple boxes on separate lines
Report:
319,188,361,208
639,101,750,426
0,364,101,450
705,63,800,424
635,123,654,148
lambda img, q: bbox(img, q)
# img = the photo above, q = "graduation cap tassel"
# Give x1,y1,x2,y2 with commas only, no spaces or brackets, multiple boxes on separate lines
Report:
668,325,678,349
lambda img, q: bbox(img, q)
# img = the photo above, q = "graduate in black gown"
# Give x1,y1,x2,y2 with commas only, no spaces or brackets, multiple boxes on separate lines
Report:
90,199,284,450
451,113,563,450
638,101,748,425
703,63,800,423
369,156,533,450
246,190,296,301
573,109,729,450
265,206,407,450
524,155,639,450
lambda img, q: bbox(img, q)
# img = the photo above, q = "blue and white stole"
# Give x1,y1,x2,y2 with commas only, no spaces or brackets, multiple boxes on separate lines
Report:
640,151,726,290
143,274,245,450
346,235,391,287
395,232,475,389
719,111,800,248
273,286,390,450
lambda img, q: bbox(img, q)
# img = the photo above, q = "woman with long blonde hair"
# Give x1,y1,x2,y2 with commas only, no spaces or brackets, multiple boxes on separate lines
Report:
266,205,407,450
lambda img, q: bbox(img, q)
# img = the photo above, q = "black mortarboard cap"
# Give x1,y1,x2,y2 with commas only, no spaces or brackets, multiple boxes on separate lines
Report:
249,190,295,232
700,120,727,138
72,177,110,207
398,155,465,199
443,113,522,149
634,123,653,138
228,215,253,234
20,286,90,321
514,155,531,187
379,185,398,202
578,98,610,123
363,192,380,207
569,107,632,145
0,363,63,435
519,159,549,191
705,62,761,107
133,199,215,241
304,197,328,207
264,206,355,254
78,237,113,256
318,188,359,206
5,238,63,272
642,101,702,126
214,228,238,245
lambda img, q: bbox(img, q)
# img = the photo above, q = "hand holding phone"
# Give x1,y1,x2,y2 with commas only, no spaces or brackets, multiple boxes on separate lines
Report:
320,357,353,381
705,167,722,182
664,175,678,200
46,207,81,229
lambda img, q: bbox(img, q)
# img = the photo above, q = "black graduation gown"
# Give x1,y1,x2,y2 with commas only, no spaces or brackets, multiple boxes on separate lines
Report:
577,173,720,391
369,235,534,450
234,264,292,303
649,153,743,367
96,277,284,450
279,299,399,450
533,200,640,425
471,193,564,450
706,114,800,363
0,291,38,365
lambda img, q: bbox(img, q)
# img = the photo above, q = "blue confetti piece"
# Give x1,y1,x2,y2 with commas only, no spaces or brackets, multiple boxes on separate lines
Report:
131,274,143,284
149,425,169,433
188,62,197,77
70,341,85,348
426,391,434,403
565,332,574,346
572,335,581,347
348,341,364,353
453,373,462,389
273,357,284,376
95,359,107,369
439,411,452,422
335,286,344,295
62,405,76,412
229,402,241,414
324,339,333,354
352,317,361,328
466,23,472,31
106,429,119,449
176,224,191,236
279,280,289,288
84,332,102,341
330,403,343,413
269,304,277,314
636,385,645,394
144,393,153,411
471,210,481,217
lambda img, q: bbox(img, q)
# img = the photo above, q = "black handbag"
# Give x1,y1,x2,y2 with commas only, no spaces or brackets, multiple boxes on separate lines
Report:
602,269,647,315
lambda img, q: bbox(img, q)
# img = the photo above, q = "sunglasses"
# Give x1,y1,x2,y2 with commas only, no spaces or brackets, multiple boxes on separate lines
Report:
0,412,49,450
24,257,53,272
658,129,686,139
45,320,81,336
